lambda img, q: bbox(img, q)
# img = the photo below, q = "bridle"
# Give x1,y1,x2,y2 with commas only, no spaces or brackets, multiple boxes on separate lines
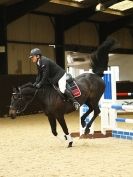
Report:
10,88,38,114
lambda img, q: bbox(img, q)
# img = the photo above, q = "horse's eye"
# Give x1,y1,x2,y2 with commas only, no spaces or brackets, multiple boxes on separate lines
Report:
12,94,17,99
12,93,22,100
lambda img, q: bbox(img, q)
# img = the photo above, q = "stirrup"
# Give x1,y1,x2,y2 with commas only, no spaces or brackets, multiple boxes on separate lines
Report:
73,102,80,110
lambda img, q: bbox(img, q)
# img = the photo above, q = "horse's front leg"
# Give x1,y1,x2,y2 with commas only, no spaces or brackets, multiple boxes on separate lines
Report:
47,114,58,136
56,116,73,148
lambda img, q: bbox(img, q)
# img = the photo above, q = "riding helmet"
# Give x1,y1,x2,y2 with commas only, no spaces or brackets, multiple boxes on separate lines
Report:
29,48,42,58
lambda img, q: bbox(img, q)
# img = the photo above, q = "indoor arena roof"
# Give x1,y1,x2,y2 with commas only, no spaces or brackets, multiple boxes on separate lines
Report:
0,0,133,30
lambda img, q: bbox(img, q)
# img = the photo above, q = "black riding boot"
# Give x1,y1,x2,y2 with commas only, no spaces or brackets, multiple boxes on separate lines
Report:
64,89,80,110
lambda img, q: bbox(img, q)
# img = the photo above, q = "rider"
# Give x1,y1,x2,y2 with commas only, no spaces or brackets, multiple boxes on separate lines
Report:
29,48,80,110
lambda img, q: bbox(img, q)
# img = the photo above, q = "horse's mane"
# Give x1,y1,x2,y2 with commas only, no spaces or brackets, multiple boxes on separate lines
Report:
19,82,59,100
19,82,33,89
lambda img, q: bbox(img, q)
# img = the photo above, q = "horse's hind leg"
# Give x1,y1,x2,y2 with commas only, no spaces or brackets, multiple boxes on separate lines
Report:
81,105,93,128
56,116,73,148
47,115,58,136
85,105,100,135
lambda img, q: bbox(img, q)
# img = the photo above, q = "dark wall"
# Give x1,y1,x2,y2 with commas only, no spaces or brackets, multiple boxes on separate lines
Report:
0,75,41,117
116,81,133,99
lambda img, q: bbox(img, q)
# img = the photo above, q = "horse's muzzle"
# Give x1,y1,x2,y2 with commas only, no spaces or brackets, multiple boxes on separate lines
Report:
9,107,17,119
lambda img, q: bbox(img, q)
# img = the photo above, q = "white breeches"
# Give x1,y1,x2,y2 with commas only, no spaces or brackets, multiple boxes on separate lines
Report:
58,73,66,93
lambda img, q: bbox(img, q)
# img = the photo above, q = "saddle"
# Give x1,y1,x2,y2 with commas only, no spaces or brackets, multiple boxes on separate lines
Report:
66,74,81,98
53,73,81,99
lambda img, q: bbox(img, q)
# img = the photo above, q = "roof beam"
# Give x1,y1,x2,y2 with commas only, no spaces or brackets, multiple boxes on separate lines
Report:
63,5,97,31
65,44,133,54
97,13,133,41
107,14,133,34
7,0,49,24
30,10,59,17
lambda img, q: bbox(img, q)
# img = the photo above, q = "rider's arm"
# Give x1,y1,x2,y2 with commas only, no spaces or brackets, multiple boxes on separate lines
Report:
37,63,49,87
33,69,41,87
35,72,41,83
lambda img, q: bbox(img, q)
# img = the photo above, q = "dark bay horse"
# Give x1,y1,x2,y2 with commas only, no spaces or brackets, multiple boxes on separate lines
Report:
9,37,118,147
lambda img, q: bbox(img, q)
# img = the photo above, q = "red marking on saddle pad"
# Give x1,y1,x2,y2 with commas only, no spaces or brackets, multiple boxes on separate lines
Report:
70,81,81,98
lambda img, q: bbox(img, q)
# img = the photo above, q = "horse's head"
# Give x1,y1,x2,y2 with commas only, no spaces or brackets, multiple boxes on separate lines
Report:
9,83,35,119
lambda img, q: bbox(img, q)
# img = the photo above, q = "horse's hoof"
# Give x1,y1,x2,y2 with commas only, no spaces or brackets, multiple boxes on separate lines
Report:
85,128,90,135
81,121,86,128
64,135,67,140
68,142,73,148
52,131,58,136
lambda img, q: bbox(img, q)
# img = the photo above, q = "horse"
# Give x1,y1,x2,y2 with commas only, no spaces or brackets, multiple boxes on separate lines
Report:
9,37,118,147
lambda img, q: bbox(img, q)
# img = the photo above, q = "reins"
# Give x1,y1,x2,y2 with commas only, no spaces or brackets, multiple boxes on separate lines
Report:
16,88,38,114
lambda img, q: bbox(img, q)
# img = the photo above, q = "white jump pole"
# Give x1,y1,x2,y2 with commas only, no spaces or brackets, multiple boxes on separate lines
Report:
112,117,133,140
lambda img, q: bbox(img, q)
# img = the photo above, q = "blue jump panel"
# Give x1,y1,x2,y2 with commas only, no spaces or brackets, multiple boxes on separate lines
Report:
103,73,112,99
112,129,133,140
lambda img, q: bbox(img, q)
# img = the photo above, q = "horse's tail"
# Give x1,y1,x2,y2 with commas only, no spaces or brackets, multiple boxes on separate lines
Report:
90,37,119,77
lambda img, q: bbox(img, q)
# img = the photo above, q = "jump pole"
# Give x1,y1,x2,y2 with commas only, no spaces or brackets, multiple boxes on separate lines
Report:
112,117,133,140
108,105,133,140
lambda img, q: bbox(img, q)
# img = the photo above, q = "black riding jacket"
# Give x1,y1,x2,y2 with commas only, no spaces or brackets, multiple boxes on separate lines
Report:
35,56,65,87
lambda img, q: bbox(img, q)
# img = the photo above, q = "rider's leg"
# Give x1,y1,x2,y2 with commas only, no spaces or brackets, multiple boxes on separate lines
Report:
58,73,80,110
64,89,80,110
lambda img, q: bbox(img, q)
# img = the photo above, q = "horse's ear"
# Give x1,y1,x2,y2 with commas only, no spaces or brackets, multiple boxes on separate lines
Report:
13,87,16,93
13,87,19,93
16,87,20,92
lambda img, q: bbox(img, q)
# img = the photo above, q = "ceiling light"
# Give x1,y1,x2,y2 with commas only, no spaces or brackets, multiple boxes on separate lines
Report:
96,0,119,11
73,0,84,2
50,0,85,7
95,3,105,11
109,0,133,11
